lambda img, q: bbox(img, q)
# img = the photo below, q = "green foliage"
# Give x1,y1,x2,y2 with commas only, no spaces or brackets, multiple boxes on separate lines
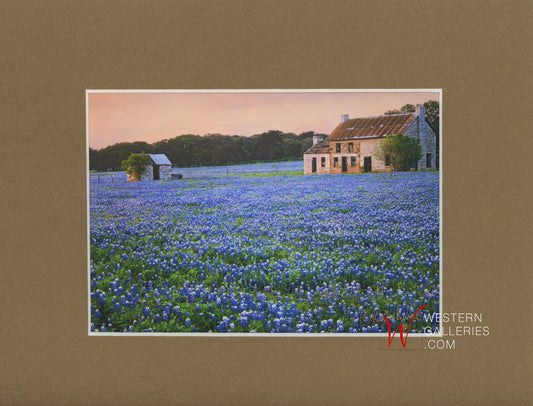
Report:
383,100,439,169
91,141,153,171
384,100,439,133
385,104,415,114
422,100,439,133
89,131,327,171
120,153,151,180
376,134,423,171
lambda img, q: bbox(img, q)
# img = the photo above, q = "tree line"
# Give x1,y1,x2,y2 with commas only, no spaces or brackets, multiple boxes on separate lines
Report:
90,100,439,171
89,131,326,171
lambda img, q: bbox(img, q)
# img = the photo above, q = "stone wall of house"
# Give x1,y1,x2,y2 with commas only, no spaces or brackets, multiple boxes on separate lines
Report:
420,119,437,170
160,165,172,180
141,165,153,180
304,153,330,174
329,140,358,174
303,155,312,174
329,153,359,174
126,165,174,181
126,164,174,181
404,116,437,170
328,139,392,174
126,165,153,182
359,138,392,172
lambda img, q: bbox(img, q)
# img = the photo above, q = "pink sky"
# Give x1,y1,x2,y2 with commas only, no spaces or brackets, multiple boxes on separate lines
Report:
88,91,440,150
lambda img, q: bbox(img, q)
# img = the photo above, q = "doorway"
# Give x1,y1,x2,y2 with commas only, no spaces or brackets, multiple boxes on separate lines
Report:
364,157,372,173
342,157,347,172
311,158,317,173
153,165,160,180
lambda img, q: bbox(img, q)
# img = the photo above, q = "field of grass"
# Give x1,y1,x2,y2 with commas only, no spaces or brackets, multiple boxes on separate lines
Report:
89,163,440,333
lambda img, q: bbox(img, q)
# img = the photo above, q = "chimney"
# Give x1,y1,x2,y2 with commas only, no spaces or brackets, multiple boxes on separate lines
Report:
341,114,349,122
416,105,425,120
416,105,426,134
313,135,324,145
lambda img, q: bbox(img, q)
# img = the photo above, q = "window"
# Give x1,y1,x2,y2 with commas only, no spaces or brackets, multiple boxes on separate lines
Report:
351,157,356,166
348,142,354,152
385,155,390,166
426,153,432,168
336,143,341,153
333,157,338,167
321,157,325,167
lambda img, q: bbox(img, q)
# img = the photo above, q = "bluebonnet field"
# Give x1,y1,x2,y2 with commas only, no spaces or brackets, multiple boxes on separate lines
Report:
89,161,440,333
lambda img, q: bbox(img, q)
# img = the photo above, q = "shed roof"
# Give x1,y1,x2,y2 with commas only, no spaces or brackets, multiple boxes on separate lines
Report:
328,113,415,141
148,154,172,166
304,139,330,154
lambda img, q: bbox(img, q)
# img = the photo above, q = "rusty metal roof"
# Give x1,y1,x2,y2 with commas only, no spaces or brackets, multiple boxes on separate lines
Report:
328,113,415,141
304,139,329,154
148,154,171,166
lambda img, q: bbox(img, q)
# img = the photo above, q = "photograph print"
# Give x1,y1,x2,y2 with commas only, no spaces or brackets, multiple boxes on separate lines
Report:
88,90,441,335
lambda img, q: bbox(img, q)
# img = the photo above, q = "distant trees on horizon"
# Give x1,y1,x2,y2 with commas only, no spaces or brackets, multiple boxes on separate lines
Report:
89,131,326,171
90,100,439,171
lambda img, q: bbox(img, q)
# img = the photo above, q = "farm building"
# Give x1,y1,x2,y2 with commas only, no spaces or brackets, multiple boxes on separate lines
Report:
303,106,437,174
127,154,172,181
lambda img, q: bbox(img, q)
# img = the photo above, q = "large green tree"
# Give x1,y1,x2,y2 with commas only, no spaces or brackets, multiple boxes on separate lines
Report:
120,152,151,181
375,134,423,171
385,100,440,168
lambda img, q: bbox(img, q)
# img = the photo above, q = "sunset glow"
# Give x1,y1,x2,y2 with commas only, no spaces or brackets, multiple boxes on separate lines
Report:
88,90,440,150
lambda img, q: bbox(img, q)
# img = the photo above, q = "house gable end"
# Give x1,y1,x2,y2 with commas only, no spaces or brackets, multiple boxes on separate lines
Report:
425,118,438,136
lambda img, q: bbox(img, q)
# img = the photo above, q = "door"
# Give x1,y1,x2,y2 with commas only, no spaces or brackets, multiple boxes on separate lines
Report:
153,165,160,180
342,157,347,172
311,158,317,173
364,157,372,173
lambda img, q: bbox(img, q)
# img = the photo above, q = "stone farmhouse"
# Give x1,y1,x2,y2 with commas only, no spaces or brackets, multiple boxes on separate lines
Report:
303,106,437,174
127,153,172,181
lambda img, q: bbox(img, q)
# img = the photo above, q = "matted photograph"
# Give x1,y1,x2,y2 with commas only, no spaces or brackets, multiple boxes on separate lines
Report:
5,0,532,403
87,90,441,335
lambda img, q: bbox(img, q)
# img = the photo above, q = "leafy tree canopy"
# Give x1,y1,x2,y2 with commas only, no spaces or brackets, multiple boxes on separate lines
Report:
375,134,423,171
120,152,151,181
385,104,415,114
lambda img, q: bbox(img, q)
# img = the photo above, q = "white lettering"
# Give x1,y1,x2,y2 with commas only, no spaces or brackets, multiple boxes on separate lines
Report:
427,339,455,350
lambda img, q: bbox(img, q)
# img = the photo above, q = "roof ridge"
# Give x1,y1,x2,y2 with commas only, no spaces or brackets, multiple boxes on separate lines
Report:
328,112,416,141
347,112,413,120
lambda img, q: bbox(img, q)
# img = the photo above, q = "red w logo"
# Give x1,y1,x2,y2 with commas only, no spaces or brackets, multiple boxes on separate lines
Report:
383,305,426,348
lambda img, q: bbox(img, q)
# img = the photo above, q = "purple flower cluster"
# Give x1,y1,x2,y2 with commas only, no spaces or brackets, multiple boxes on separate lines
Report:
90,166,439,333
